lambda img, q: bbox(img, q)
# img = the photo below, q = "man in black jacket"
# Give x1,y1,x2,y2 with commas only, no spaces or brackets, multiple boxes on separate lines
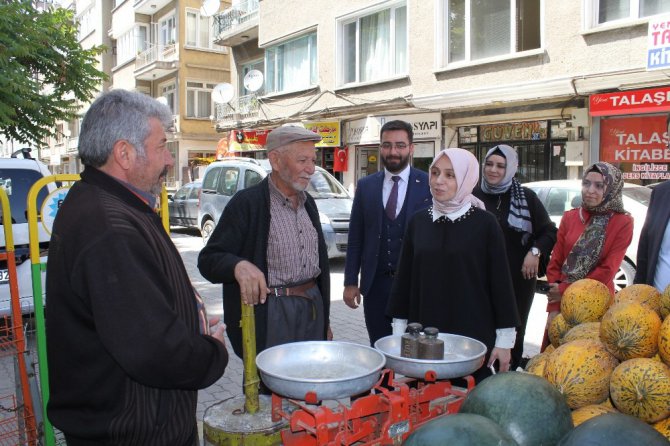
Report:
46,90,228,446
198,125,331,363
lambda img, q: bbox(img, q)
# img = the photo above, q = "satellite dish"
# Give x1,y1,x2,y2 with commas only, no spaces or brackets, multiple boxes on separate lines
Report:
243,70,264,93
200,0,219,17
156,96,169,106
212,83,234,104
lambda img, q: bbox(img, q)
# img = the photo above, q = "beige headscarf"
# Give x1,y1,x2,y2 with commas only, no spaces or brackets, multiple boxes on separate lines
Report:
430,148,485,214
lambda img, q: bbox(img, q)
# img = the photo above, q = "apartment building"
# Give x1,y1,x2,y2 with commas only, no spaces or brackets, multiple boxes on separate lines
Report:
42,0,231,188
215,0,670,192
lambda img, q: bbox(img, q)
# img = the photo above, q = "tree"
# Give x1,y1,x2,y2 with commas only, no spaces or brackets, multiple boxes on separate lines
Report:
0,1,106,146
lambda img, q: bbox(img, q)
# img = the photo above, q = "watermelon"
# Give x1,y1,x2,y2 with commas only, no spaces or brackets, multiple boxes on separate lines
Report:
403,413,518,446
557,412,669,445
459,371,573,446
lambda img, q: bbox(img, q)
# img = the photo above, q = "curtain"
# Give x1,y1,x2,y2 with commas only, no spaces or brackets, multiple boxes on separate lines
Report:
361,9,390,82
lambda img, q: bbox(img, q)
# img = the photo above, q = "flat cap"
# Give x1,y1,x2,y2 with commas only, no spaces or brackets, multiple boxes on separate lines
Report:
266,125,322,151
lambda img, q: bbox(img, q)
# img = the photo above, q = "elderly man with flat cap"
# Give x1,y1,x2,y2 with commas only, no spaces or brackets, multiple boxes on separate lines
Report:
199,125,332,364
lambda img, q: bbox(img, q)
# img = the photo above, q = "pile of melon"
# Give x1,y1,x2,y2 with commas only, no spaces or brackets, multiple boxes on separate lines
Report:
524,278,670,440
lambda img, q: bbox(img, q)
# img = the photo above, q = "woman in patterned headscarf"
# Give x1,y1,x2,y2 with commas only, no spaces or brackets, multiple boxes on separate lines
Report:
542,162,633,349
473,145,557,370
387,148,520,382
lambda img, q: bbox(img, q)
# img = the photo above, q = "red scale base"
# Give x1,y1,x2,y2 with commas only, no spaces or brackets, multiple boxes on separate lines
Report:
270,369,475,446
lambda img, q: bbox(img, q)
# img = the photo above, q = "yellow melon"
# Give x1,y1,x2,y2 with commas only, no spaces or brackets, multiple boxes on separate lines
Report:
544,344,556,354
525,351,550,377
658,315,670,366
549,313,572,348
614,284,662,315
600,301,662,361
571,404,617,427
653,417,670,441
661,284,670,320
561,278,612,325
610,358,670,423
544,339,619,409
561,322,602,345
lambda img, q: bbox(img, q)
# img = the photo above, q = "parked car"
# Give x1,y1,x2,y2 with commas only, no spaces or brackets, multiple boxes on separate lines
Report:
198,157,352,259
524,180,651,290
168,181,201,229
0,158,55,316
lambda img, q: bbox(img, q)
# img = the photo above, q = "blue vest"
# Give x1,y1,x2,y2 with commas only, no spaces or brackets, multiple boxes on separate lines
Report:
377,201,408,274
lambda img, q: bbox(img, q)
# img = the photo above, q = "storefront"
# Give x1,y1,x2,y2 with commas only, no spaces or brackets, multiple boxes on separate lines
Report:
457,119,572,182
590,86,670,185
342,112,441,190
304,120,342,179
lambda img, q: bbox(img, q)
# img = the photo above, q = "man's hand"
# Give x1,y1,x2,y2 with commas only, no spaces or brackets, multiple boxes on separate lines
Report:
521,252,540,280
343,285,361,309
209,318,227,346
547,283,561,303
234,260,269,305
488,347,512,372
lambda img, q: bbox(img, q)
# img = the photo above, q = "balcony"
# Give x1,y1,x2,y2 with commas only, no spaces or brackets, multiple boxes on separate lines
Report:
214,94,259,123
134,0,173,16
135,43,179,81
213,0,259,47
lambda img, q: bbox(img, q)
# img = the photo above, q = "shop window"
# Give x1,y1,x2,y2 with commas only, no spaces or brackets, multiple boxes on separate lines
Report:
265,33,317,94
440,0,541,66
338,2,407,85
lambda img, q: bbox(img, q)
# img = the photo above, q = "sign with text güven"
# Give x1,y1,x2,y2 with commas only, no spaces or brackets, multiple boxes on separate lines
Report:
589,86,670,117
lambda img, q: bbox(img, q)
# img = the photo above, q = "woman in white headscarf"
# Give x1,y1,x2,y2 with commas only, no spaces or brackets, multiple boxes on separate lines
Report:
387,148,520,382
473,145,557,370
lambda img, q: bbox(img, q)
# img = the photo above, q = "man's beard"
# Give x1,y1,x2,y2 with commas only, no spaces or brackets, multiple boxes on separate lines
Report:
381,153,410,173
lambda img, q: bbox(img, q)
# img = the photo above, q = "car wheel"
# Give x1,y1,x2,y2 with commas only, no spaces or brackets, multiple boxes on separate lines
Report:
613,260,636,292
201,220,216,244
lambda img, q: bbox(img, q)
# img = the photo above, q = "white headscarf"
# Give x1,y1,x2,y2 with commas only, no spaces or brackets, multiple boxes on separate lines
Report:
430,148,485,215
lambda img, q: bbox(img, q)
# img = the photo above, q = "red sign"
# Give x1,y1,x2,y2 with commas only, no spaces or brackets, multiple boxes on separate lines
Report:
590,86,670,116
600,115,670,163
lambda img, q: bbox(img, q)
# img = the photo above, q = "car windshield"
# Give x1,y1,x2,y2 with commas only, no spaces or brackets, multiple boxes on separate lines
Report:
622,186,651,206
307,171,349,199
0,168,48,224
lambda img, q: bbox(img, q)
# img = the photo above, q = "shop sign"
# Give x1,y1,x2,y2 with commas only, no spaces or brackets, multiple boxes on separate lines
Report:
345,113,441,144
600,115,670,180
479,121,547,142
227,129,269,153
304,121,341,147
590,86,670,117
647,14,670,70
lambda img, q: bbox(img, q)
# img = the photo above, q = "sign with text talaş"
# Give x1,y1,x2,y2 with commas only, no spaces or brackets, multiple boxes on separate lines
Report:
647,14,670,70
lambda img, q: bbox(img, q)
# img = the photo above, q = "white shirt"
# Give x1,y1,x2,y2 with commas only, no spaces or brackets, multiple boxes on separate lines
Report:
653,219,670,292
382,165,411,218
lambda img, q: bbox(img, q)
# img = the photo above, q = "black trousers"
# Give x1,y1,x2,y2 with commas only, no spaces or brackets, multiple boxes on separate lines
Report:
363,273,393,347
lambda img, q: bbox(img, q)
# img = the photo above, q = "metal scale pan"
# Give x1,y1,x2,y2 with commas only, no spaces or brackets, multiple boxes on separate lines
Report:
374,333,487,379
256,341,386,400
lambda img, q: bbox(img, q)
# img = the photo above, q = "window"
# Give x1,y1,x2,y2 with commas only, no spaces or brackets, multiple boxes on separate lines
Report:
265,33,317,94
186,81,215,118
442,0,541,66
590,0,670,26
244,169,262,188
161,82,177,114
340,2,407,85
186,9,225,50
77,6,94,40
116,25,149,64
160,15,177,45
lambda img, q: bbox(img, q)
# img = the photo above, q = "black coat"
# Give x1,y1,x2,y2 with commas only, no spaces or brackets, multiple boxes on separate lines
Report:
198,176,330,359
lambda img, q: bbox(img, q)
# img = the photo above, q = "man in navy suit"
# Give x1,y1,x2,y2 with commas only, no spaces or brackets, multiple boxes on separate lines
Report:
344,120,432,345
634,179,670,292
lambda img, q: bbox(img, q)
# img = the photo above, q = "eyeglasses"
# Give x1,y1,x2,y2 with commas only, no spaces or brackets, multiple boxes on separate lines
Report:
380,142,408,151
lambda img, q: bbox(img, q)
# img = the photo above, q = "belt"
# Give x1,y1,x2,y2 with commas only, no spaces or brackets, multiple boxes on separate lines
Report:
267,279,317,299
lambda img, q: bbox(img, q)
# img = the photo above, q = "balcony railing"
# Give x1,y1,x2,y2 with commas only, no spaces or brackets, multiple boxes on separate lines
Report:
214,0,259,36
135,43,178,71
215,94,260,121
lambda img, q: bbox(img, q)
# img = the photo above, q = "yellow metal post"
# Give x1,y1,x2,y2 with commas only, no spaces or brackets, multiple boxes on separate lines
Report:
241,304,259,413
